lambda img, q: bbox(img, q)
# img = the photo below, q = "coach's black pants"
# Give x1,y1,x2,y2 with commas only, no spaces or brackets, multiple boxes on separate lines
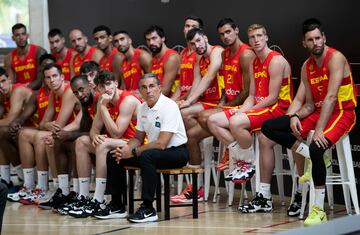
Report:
106,145,189,208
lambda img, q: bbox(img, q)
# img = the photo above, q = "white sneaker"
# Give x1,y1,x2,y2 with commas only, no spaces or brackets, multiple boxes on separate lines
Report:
7,186,32,202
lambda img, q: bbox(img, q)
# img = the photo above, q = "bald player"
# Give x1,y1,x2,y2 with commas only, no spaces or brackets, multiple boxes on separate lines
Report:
144,25,180,96
4,23,47,90
48,28,76,81
69,29,103,76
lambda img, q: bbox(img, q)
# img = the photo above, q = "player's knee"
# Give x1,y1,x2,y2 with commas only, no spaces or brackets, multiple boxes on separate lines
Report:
75,135,90,151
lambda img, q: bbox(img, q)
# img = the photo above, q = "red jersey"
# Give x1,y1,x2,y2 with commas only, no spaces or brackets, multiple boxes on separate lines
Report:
99,48,118,72
1,83,26,115
34,86,50,123
53,83,75,123
122,48,144,91
179,48,197,96
253,51,292,109
222,44,251,101
87,91,100,120
198,46,223,103
72,47,97,75
53,48,73,81
151,49,177,84
107,90,138,140
11,44,38,84
306,47,356,111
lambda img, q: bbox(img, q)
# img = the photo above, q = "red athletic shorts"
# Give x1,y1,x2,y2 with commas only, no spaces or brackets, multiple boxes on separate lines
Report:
300,109,356,144
223,106,241,120
246,105,287,132
200,101,218,110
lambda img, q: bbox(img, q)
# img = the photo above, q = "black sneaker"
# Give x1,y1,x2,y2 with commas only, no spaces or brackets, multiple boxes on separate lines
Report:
127,204,158,223
57,195,84,216
52,191,78,213
69,198,103,218
38,188,67,210
239,192,272,213
287,192,302,217
94,201,128,220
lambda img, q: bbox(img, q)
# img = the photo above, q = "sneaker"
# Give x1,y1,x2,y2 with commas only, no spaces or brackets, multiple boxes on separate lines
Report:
57,195,86,215
170,184,192,202
216,149,229,171
7,186,31,202
38,188,75,210
94,201,128,219
18,188,47,205
224,160,245,181
239,192,272,213
127,204,158,223
68,198,103,218
304,205,327,226
171,186,204,203
231,162,255,184
287,192,302,217
299,155,332,184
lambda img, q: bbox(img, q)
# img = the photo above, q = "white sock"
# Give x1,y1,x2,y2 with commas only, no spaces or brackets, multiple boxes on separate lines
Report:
79,177,90,198
14,164,24,181
297,182,303,193
228,141,242,161
72,178,79,193
94,178,106,202
259,182,271,199
37,171,48,191
314,188,326,210
52,177,59,189
58,174,69,196
239,145,255,164
295,143,310,158
23,168,35,189
187,163,201,168
0,165,10,184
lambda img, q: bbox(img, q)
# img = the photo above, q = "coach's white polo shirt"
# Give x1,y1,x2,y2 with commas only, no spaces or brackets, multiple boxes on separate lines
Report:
137,93,188,148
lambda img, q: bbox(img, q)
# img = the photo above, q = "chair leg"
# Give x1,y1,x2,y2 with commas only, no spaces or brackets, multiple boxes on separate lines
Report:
164,174,170,220
192,173,199,218
177,175,184,194
274,145,285,206
128,169,135,214
156,173,162,212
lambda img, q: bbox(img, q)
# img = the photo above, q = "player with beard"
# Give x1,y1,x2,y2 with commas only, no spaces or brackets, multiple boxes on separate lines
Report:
144,25,180,96
48,28,76,81
69,29,103,76
4,23,47,90
171,16,204,102
38,74,99,211
93,25,124,87
67,70,141,218
113,30,152,93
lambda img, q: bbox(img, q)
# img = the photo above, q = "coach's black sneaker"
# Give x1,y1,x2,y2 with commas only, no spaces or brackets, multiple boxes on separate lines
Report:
239,192,272,213
287,192,302,217
94,201,128,220
127,204,158,223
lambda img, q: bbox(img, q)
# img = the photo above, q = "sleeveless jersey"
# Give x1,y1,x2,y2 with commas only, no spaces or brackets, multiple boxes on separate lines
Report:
34,86,50,124
53,83,75,123
179,48,197,96
53,48,73,81
151,49,178,84
305,47,356,111
198,46,223,103
11,44,38,84
72,47,97,75
253,51,292,109
222,44,251,101
87,91,100,120
107,90,138,140
99,48,118,72
122,48,144,91
2,83,26,115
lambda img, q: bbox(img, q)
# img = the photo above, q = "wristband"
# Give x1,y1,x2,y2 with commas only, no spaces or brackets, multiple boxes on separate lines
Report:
290,113,300,119
131,148,138,158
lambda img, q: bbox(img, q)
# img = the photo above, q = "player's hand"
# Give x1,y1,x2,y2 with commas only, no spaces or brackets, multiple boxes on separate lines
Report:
45,121,61,133
110,144,132,163
99,93,112,105
92,134,107,147
312,129,328,149
290,116,302,138
9,122,22,139
179,100,190,109
42,134,55,146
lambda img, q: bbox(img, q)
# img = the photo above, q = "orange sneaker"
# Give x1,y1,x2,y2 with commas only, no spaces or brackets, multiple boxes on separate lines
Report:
170,184,192,203
216,149,229,171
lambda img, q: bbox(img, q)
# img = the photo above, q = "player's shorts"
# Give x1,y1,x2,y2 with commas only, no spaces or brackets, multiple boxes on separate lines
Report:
200,101,218,110
300,109,356,144
246,105,287,132
222,105,242,120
